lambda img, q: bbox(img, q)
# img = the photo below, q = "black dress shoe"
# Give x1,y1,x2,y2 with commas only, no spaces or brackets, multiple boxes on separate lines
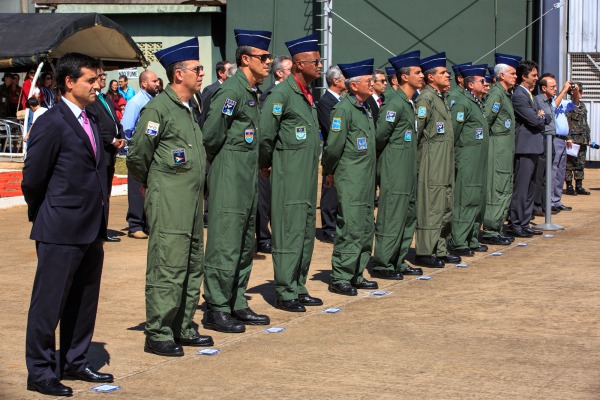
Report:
471,244,488,252
452,248,474,257
351,278,379,289
507,229,533,238
556,204,572,211
27,378,72,397
203,310,246,333
533,210,545,217
321,232,335,243
414,255,445,268
440,253,461,264
481,236,511,246
144,339,184,357
401,266,423,276
523,227,543,235
105,235,121,242
256,243,272,254
63,367,114,383
329,282,357,296
232,307,270,324
298,294,323,306
370,269,404,280
501,234,515,243
275,299,306,312
175,333,214,347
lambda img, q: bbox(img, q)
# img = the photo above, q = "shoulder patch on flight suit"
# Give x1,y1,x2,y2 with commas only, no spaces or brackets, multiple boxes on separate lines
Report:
295,126,307,140
172,148,186,164
146,121,159,136
505,119,511,128
272,103,282,115
385,110,396,122
418,106,427,118
357,137,367,150
244,128,255,143
475,128,483,140
456,112,465,122
331,117,341,132
492,102,500,113
436,122,445,134
222,98,237,116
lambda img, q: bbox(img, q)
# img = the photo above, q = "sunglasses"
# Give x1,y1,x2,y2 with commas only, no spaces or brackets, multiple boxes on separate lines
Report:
178,65,204,75
298,58,323,66
247,53,274,63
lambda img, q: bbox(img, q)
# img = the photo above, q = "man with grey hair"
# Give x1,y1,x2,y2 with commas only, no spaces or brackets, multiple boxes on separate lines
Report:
259,55,292,108
317,65,345,244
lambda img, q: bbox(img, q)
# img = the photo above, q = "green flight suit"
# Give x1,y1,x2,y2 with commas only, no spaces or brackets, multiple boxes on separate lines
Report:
127,85,206,342
381,84,398,107
323,95,376,284
373,88,417,272
259,74,320,301
415,85,454,257
202,69,260,313
448,88,489,250
482,82,515,239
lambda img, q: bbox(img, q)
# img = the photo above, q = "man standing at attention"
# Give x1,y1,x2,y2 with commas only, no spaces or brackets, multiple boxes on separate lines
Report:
118,74,135,101
22,53,112,397
202,29,273,333
260,33,323,312
414,52,461,268
122,70,160,239
128,38,214,357
323,58,379,296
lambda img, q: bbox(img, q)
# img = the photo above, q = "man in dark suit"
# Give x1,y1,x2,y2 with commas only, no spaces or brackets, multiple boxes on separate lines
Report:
88,65,126,242
21,53,113,397
317,65,345,243
200,59,231,122
364,68,386,125
508,60,552,238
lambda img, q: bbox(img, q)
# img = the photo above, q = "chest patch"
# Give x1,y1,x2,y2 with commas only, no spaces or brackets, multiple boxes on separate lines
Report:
492,102,500,113
172,148,186,164
272,103,282,115
295,126,307,140
404,130,412,142
247,99,256,107
146,121,159,136
222,98,237,116
505,119,511,129
331,117,341,132
456,112,465,122
418,106,427,118
449,100,456,109
475,128,484,140
385,110,396,122
436,122,445,134
245,128,255,143
357,137,367,150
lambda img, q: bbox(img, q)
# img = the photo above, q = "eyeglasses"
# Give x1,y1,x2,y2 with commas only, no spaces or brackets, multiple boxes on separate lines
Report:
298,58,323,66
178,65,204,76
248,53,274,63
373,79,387,84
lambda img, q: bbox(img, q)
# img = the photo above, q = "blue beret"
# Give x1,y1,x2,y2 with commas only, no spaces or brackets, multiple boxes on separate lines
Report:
485,74,493,83
452,62,472,76
495,52,522,70
155,38,199,69
338,58,374,79
488,67,495,76
385,67,396,77
388,50,420,70
285,33,319,56
420,52,446,71
460,63,488,78
234,29,272,51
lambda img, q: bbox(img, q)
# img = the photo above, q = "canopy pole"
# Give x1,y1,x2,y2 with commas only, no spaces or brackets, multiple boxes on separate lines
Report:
23,61,44,158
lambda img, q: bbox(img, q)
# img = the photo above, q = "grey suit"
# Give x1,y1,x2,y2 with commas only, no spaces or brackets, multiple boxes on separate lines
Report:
509,86,552,231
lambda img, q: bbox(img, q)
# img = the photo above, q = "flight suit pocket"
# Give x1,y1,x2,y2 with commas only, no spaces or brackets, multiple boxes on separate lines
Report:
219,208,247,244
157,228,192,268
284,201,309,232
460,184,482,207
346,202,373,238
494,170,512,196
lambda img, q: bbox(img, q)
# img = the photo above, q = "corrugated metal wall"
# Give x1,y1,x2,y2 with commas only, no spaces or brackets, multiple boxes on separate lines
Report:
568,0,600,52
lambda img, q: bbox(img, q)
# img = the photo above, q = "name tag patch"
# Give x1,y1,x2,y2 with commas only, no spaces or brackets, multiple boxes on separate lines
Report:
295,126,306,140
357,137,367,150
146,121,159,136
418,106,427,118
404,130,412,142
492,102,500,113
244,128,255,143
456,112,464,122
172,148,186,164
247,99,256,107
475,128,483,140
505,119,511,128
436,122,445,134
385,110,396,122
222,98,237,116
272,103,282,115
331,117,341,132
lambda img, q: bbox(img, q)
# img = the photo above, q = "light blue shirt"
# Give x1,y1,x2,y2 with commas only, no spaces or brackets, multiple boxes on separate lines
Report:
118,86,136,102
61,96,85,127
554,99,576,137
121,89,153,140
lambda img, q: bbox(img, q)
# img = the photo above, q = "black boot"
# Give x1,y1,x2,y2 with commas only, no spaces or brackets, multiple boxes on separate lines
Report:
576,180,590,195
565,181,576,195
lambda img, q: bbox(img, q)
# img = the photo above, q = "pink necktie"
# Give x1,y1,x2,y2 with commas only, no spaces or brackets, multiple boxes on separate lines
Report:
81,110,97,157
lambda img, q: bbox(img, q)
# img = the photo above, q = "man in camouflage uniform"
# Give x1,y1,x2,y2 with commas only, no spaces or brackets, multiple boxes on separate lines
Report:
565,82,591,195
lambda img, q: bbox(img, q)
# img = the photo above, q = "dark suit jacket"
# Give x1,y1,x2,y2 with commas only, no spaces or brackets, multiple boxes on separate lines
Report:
21,99,108,244
201,80,221,122
87,93,123,167
512,85,552,155
316,90,340,144
365,95,380,127
259,82,277,109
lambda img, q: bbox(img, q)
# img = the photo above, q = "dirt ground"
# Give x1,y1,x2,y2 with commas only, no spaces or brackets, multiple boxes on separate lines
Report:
1,170,600,399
